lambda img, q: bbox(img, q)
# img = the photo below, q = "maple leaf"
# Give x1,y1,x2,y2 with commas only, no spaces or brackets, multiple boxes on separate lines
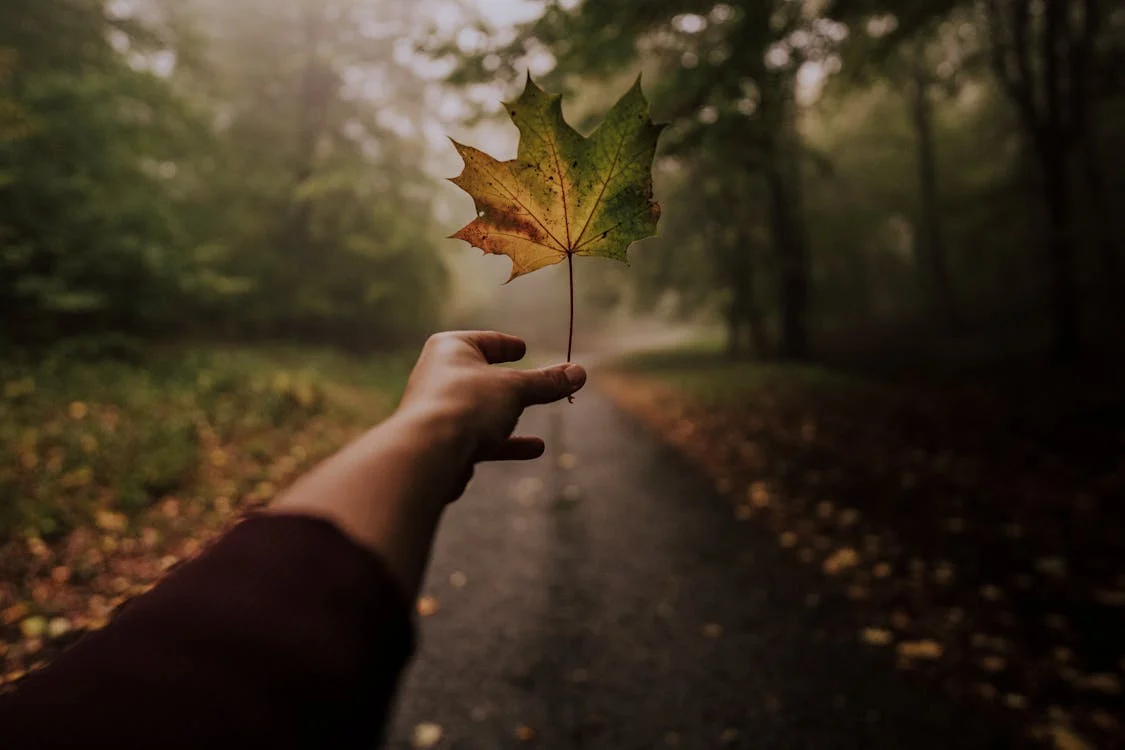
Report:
448,75,663,360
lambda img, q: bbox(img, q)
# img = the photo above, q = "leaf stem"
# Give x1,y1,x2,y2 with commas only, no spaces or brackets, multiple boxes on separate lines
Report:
567,250,575,363
567,250,575,404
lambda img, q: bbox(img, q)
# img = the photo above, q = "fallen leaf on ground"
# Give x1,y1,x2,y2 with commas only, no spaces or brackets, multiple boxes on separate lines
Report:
515,725,537,742
861,627,893,646
748,482,770,508
701,623,723,639
46,617,70,639
980,655,1006,673
1036,557,1068,579
1077,673,1122,694
19,617,46,639
411,722,443,749
897,640,943,661
511,477,542,505
1,604,28,626
1093,589,1125,607
823,547,860,575
417,596,440,617
1004,693,1028,710
95,510,127,533
1049,724,1092,750
933,562,955,585
980,584,1003,601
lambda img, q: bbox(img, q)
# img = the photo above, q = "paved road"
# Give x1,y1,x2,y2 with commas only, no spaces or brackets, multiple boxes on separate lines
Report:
387,389,1016,749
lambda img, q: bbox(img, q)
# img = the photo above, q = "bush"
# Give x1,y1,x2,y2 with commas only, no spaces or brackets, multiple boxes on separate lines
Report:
0,349,330,540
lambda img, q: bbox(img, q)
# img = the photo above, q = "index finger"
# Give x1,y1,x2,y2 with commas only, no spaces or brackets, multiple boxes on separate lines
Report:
454,331,528,365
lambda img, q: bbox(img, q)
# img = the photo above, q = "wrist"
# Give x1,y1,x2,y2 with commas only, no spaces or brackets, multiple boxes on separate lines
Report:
388,398,478,466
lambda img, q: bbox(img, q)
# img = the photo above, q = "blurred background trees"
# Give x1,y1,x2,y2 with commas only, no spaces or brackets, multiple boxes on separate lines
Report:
2,0,1124,365
444,0,1124,364
1,0,448,353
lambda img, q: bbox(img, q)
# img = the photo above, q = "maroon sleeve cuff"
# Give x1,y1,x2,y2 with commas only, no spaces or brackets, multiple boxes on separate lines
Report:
0,514,416,749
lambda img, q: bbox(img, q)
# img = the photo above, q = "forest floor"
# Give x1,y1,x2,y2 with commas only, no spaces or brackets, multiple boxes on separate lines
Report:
599,347,1125,750
3,341,1123,749
0,346,413,681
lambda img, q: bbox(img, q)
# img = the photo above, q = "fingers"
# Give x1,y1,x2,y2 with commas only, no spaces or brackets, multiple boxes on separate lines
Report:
513,364,587,406
478,436,546,462
451,331,527,365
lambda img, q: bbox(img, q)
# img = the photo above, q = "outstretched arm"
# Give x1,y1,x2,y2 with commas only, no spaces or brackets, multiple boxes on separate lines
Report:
0,332,586,750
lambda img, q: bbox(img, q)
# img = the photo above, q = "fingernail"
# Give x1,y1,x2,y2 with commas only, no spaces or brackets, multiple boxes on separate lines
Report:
564,365,587,388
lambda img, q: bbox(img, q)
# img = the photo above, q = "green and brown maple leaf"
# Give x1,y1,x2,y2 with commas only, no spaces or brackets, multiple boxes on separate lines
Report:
449,76,664,280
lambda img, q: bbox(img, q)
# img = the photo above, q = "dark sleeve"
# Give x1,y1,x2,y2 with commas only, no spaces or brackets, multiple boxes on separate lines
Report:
0,514,416,750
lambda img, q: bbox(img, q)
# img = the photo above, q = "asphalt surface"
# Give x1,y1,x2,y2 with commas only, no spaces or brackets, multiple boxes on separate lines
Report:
387,388,1017,749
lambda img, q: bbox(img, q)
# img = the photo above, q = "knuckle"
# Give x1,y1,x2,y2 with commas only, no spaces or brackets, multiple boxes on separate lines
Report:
426,332,462,354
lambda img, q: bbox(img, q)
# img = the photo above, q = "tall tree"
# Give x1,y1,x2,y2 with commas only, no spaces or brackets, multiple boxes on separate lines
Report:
983,0,1100,360
0,0,202,345
164,0,449,348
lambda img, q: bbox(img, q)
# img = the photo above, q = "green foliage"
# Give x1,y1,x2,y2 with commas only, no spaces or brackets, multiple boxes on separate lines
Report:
614,342,865,406
0,0,449,351
0,346,411,540
0,0,204,343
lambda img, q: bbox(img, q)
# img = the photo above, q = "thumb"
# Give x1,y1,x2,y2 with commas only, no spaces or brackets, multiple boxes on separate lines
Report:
514,364,587,406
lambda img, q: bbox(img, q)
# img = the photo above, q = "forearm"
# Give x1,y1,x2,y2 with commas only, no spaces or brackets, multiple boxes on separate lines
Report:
270,401,476,597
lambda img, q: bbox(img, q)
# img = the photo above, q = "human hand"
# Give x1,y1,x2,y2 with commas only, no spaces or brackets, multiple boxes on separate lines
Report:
271,331,584,595
397,331,587,463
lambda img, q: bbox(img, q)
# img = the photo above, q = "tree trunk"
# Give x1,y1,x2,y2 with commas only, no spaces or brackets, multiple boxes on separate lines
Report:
729,268,769,360
1079,127,1120,284
725,295,746,359
910,52,960,333
765,159,809,361
1041,145,1081,361
743,270,769,358
1042,0,1081,361
762,72,810,362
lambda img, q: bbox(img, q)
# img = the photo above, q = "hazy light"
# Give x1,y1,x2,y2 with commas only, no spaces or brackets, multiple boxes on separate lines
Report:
474,0,546,27
673,14,708,34
765,44,791,70
866,15,899,38
456,27,489,53
710,4,736,24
